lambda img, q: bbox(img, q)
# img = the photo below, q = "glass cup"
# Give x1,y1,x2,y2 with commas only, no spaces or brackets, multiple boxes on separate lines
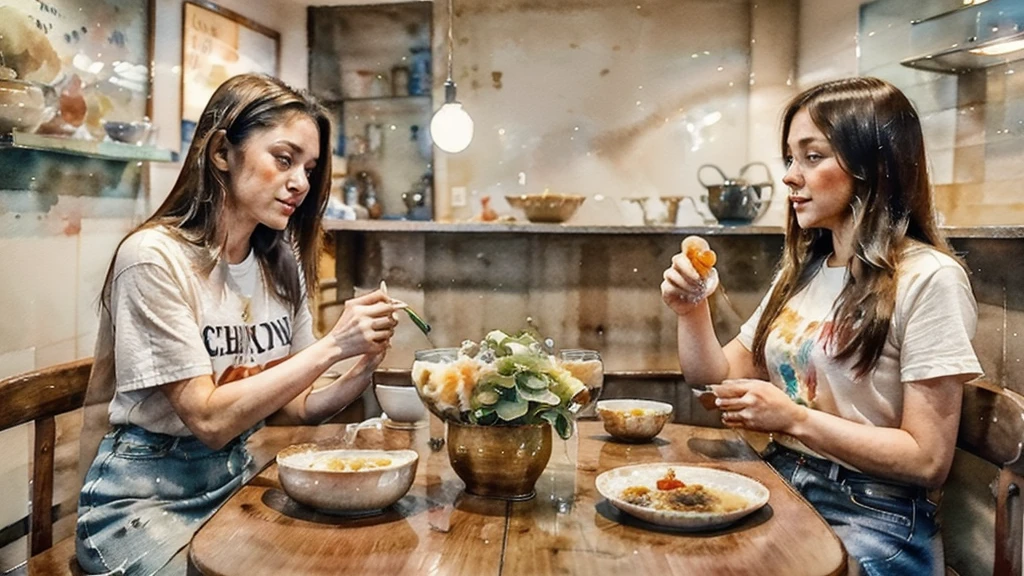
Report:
558,349,603,419
412,348,460,451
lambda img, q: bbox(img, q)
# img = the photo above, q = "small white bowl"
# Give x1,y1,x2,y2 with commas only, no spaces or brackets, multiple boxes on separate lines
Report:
375,384,426,424
596,399,674,442
276,446,418,515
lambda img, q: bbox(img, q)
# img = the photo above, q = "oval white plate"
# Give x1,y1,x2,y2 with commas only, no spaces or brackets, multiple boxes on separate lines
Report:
596,463,770,530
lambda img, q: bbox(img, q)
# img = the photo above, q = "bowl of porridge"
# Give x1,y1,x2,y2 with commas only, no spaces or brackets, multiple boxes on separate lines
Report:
276,446,418,515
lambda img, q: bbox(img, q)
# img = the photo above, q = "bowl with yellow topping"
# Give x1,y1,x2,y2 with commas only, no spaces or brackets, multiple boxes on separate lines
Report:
276,446,418,515
596,399,674,442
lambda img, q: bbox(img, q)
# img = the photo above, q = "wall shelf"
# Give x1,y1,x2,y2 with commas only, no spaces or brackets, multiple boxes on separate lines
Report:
322,95,431,105
0,131,177,163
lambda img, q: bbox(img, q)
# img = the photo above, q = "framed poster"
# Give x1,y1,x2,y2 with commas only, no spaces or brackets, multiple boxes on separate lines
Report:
181,1,279,144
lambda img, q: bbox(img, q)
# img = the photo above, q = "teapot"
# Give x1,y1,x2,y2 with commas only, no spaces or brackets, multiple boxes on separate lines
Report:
698,162,774,224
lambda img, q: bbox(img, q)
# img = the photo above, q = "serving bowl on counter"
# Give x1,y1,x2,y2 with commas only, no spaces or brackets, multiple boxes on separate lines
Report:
596,399,674,442
505,192,585,223
276,445,418,515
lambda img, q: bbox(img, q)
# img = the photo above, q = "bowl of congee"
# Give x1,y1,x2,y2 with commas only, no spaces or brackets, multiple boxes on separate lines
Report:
276,445,418,515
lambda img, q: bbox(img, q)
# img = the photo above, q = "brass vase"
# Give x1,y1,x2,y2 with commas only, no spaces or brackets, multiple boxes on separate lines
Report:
446,421,553,501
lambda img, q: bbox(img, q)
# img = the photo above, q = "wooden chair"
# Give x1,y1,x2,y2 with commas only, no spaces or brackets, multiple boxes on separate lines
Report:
0,358,91,576
945,379,1024,576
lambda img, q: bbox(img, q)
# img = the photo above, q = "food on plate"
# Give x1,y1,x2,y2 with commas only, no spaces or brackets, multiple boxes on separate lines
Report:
621,468,749,514
308,455,393,472
682,237,717,279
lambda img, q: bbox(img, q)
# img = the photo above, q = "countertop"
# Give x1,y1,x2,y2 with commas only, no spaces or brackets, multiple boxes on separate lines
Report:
323,219,1024,239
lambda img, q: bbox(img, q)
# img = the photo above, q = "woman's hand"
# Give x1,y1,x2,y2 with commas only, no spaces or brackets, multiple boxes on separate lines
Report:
661,236,719,317
711,378,807,433
329,289,399,358
351,348,388,383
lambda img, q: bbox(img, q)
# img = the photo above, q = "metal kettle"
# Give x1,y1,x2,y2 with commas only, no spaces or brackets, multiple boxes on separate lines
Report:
698,162,775,224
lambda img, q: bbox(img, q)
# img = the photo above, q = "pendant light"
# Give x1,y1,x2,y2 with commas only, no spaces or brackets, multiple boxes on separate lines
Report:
429,0,474,153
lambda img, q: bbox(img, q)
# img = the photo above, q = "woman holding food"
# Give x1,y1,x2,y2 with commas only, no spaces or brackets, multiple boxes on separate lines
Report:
75,74,401,576
661,77,980,575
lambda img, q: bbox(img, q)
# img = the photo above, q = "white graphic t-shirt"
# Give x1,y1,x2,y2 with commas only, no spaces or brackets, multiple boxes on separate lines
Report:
737,241,982,458
104,227,317,436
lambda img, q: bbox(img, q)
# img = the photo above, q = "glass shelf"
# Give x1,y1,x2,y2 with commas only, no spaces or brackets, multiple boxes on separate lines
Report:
0,130,177,162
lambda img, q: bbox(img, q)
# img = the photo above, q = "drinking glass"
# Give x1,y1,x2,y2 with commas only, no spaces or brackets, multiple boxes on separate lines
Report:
559,349,603,419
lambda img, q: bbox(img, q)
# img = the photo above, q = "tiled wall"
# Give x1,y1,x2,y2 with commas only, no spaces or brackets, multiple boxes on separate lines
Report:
431,0,778,225
0,157,142,566
858,0,1024,226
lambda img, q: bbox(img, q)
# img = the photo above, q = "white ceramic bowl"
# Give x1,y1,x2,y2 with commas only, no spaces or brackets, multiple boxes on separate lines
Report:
375,384,426,423
596,399,674,442
276,446,418,515
596,463,770,530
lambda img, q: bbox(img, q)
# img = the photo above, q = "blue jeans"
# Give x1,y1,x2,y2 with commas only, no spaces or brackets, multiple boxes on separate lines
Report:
764,443,942,576
76,425,254,576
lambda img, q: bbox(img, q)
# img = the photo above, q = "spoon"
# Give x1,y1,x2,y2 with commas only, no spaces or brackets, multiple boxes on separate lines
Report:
341,417,384,445
380,280,432,336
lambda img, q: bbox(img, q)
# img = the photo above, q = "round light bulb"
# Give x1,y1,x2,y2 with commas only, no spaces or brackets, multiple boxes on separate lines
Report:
429,102,474,153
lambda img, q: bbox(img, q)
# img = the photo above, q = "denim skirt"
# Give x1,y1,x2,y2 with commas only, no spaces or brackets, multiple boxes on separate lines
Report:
76,425,253,576
764,442,942,576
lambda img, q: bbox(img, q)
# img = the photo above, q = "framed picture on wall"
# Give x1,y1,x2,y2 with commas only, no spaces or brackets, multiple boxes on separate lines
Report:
181,1,280,147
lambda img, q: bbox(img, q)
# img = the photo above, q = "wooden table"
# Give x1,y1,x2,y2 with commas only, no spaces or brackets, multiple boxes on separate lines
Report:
189,421,847,576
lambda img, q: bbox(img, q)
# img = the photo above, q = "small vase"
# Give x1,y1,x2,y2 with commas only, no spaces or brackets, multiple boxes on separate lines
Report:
446,421,552,501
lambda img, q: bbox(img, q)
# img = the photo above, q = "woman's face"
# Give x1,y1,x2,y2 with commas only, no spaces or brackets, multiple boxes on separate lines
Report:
224,112,320,232
783,108,855,233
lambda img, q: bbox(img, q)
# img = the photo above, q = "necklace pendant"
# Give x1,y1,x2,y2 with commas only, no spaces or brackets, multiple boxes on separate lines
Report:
241,297,252,324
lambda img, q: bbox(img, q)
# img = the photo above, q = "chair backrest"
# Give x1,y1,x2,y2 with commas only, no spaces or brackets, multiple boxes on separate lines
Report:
0,358,91,557
955,379,1024,576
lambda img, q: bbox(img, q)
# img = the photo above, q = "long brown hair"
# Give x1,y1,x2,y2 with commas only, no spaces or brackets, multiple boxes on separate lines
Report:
101,73,332,314
752,77,954,375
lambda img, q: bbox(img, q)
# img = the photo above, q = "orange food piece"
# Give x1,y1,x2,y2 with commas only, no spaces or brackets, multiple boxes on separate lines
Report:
657,477,685,491
656,468,686,491
682,237,717,279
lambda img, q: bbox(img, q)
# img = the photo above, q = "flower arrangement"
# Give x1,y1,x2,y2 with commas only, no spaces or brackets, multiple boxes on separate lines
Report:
411,331,592,439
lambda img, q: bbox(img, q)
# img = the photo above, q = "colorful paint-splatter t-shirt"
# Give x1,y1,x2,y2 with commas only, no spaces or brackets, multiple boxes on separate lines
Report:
737,241,981,436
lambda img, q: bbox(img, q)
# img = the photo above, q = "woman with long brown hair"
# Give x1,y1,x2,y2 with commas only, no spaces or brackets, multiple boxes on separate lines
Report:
75,74,399,575
662,77,980,575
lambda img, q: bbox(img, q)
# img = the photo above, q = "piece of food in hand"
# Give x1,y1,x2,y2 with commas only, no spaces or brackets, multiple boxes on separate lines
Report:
691,386,718,411
681,237,717,279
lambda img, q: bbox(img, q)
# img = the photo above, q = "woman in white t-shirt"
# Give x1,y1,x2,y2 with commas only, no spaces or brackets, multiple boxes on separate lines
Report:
661,77,980,575
75,74,402,575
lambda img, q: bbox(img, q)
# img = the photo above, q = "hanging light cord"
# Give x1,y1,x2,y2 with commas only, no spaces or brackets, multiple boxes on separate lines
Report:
445,0,455,83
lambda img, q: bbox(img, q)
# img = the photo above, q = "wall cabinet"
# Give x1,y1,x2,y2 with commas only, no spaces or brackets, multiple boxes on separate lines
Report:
308,3,434,220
